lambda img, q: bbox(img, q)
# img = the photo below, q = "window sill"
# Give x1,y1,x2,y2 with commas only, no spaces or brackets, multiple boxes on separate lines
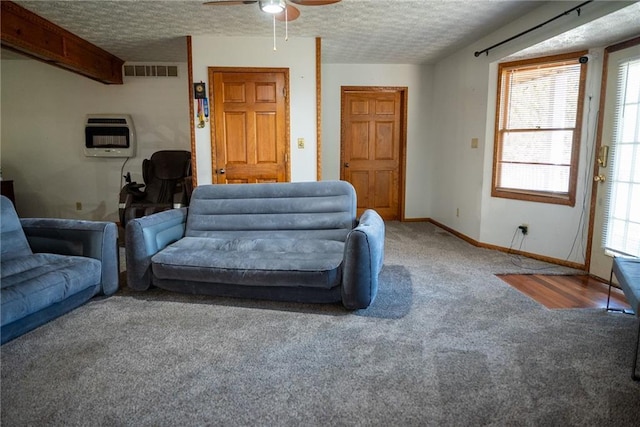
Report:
492,188,575,207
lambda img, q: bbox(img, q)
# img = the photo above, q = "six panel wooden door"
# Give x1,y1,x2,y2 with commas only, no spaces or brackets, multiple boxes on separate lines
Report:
341,88,403,219
210,68,288,184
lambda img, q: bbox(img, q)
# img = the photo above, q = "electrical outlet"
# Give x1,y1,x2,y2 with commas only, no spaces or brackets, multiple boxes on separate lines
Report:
518,224,528,235
297,138,305,149
471,137,479,149
76,202,83,211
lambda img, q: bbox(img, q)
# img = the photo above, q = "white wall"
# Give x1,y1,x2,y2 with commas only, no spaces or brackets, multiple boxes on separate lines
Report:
478,52,605,264
430,1,629,264
190,36,317,183
1,57,190,220
322,63,433,219
430,55,489,240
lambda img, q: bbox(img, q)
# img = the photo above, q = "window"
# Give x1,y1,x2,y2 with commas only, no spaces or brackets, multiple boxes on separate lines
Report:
492,52,588,206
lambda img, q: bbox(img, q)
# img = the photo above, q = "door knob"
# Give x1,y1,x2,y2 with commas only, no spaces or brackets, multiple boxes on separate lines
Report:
218,168,226,174
344,162,350,168
594,174,606,182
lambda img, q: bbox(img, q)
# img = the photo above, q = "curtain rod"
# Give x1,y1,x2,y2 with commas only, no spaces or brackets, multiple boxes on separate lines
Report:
474,0,593,58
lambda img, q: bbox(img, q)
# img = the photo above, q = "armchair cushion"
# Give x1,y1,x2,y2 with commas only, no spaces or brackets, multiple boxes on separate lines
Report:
0,196,32,261
20,218,119,296
1,254,101,326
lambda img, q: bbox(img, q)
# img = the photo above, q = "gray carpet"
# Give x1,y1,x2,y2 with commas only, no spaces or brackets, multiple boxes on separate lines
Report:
2,221,639,426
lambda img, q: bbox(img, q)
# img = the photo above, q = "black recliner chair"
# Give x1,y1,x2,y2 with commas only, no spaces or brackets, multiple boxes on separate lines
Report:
119,150,192,228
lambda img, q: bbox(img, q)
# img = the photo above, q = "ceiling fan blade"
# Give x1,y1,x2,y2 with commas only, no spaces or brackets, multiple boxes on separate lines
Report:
274,4,300,22
288,0,341,5
203,1,258,5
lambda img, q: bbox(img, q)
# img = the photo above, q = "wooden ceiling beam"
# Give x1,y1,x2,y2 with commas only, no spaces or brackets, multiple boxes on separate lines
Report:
1,1,123,84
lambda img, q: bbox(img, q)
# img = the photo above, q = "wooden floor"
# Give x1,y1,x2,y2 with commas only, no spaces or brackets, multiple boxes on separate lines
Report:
497,274,632,310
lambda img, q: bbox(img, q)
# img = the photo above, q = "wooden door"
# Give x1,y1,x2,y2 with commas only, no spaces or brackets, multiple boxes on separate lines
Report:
341,87,405,220
210,68,289,184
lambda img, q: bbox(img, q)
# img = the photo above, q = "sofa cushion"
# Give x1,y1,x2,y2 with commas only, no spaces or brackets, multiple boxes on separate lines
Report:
1,254,101,326
151,237,345,289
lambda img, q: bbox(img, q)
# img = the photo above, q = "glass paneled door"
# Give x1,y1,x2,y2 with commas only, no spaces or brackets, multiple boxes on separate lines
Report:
590,41,640,280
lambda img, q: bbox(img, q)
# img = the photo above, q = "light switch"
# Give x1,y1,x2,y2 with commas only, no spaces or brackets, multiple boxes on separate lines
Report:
297,138,305,149
471,138,479,149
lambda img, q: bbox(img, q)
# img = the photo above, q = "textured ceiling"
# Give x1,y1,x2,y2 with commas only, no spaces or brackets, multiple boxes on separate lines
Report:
505,1,640,60
9,1,640,64
12,0,542,63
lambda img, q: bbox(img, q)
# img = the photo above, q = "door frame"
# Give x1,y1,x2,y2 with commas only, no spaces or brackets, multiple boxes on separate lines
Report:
340,86,408,220
208,66,291,183
585,36,640,275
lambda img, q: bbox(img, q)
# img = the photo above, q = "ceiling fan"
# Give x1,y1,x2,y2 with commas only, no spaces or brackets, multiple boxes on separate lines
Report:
204,0,342,22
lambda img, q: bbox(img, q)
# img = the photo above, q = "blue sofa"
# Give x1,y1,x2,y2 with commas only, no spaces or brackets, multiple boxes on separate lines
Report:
1,196,119,344
126,181,385,309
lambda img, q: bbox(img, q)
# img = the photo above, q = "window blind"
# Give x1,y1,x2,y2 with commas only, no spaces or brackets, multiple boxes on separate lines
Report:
603,57,640,257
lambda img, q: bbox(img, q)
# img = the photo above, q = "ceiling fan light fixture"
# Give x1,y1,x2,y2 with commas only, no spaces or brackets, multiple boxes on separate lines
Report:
259,0,286,14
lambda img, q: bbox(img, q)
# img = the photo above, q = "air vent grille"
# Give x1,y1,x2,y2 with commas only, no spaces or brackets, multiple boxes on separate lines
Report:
123,64,178,77
87,118,127,124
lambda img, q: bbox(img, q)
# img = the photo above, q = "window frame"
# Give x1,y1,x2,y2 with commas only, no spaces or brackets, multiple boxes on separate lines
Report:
492,51,588,206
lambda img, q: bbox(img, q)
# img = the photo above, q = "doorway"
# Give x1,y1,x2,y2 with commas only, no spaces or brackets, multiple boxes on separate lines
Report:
340,86,407,220
588,39,640,280
209,67,290,184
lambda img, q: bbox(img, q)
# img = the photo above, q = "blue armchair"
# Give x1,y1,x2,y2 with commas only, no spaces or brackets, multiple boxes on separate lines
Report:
1,196,119,344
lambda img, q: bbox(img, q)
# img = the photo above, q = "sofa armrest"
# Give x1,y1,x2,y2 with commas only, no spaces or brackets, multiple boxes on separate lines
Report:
20,218,119,296
341,209,385,309
126,207,187,291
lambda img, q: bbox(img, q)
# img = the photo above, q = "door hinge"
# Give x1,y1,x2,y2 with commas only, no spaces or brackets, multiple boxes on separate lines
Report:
283,87,287,98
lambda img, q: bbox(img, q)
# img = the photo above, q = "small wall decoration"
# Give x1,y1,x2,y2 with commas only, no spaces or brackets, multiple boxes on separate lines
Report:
193,82,206,99
194,82,209,128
